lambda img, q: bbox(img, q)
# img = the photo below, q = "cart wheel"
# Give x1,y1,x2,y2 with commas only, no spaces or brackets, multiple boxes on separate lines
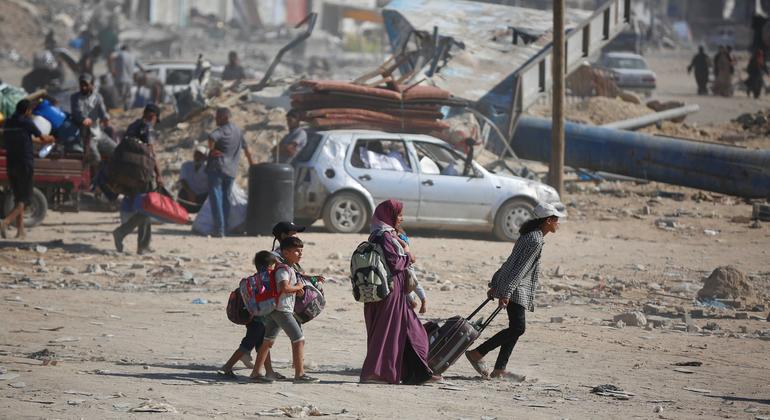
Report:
2,187,48,227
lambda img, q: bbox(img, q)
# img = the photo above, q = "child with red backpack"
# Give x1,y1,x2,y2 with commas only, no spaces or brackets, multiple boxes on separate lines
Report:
220,251,285,380
251,236,320,383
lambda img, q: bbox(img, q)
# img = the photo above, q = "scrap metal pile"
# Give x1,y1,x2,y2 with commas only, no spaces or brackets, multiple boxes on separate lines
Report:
290,80,459,134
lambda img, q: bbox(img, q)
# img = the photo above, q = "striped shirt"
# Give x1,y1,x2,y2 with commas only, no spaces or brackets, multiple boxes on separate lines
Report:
489,230,544,312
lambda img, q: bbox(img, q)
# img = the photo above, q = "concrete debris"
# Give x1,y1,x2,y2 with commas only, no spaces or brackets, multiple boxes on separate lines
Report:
591,384,633,399
129,401,177,413
28,349,55,360
613,311,647,327
697,266,756,304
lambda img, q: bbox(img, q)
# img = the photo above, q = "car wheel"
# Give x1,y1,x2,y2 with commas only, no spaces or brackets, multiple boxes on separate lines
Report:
493,198,534,242
2,187,48,228
322,192,369,234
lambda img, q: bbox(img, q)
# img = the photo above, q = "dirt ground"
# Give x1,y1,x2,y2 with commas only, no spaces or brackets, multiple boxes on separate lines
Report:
2,23,770,418
1,176,769,419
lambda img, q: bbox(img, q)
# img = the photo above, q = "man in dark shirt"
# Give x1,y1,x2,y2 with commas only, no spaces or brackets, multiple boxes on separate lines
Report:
276,109,308,163
221,51,246,81
687,46,711,95
206,107,254,237
1,99,54,239
112,103,163,254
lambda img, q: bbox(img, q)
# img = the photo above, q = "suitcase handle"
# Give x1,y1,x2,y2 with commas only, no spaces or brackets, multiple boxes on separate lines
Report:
467,297,493,320
467,298,504,334
478,306,503,334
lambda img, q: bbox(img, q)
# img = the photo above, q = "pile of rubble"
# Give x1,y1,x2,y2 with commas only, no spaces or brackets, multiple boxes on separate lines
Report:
733,110,770,135
529,96,652,126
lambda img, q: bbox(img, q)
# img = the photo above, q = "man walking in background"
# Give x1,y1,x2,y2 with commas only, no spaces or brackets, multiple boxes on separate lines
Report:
110,45,139,109
687,46,711,95
222,51,246,81
206,107,254,237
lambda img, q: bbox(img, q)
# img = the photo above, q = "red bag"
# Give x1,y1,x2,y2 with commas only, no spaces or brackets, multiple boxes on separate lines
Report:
136,192,189,224
226,288,252,325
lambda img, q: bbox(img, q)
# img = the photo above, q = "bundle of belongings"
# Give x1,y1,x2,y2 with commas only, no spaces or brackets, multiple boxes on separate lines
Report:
104,137,156,196
289,80,458,134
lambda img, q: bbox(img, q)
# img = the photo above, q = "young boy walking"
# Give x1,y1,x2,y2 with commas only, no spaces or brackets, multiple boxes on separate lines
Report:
220,251,284,380
251,237,319,383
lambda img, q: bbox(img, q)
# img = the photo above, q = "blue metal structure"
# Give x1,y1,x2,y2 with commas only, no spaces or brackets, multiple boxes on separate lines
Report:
513,116,770,199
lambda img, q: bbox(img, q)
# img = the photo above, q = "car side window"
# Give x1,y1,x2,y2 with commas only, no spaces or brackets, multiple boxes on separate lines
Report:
166,69,193,85
413,142,469,177
350,139,412,172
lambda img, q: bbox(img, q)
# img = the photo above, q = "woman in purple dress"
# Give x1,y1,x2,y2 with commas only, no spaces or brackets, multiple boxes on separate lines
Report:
360,199,436,384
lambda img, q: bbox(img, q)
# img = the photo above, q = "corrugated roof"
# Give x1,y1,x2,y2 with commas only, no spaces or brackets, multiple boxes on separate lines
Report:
382,0,591,106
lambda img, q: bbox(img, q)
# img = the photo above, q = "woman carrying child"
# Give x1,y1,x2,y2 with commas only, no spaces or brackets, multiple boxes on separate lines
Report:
251,236,319,383
360,199,437,385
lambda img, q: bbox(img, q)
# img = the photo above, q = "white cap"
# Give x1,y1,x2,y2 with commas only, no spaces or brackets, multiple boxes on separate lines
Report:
195,146,208,156
533,201,565,219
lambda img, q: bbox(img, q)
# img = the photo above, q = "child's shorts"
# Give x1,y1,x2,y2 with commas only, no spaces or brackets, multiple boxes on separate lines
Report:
264,311,304,343
239,318,265,353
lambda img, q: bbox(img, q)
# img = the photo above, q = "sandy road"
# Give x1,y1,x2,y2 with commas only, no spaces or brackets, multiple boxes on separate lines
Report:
1,180,769,419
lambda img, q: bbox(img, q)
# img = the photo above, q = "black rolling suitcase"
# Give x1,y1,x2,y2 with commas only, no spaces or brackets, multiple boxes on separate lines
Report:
424,298,502,375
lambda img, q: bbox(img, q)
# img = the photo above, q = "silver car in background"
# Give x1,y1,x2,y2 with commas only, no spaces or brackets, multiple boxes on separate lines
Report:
292,130,565,241
597,52,657,97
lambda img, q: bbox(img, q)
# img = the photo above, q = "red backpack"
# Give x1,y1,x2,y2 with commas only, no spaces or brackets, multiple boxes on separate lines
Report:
226,288,251,325
239,265,286,317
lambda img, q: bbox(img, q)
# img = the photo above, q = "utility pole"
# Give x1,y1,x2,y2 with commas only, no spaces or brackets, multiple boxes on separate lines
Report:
550,0,565,197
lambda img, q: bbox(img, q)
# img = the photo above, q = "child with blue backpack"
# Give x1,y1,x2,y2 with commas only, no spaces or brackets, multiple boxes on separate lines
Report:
220,250,285,380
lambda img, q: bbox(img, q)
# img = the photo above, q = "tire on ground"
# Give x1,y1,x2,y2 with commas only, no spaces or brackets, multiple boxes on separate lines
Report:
493,198,535,242
322,191,369,234
2,187,48,228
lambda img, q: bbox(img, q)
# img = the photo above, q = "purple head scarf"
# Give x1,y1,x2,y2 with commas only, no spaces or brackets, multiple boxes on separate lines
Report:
370,199,404,233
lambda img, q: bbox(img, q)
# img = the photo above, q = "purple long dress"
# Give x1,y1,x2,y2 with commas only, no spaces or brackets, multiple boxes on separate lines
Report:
360,230,433,384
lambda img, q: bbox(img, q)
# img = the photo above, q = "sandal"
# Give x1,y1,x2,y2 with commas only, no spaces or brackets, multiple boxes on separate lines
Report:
293,374,320,384
465,351,490,378
266,371,287,381
249,375,274,384
217,369,237,379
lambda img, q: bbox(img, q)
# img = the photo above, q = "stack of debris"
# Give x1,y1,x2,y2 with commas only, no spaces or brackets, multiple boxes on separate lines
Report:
290,80,455,134
734,110,770,135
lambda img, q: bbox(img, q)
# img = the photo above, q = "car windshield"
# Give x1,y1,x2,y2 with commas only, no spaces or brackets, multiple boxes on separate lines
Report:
606,57,647,70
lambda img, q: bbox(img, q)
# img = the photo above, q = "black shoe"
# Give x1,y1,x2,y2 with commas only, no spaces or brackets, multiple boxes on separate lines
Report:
112,230,123,252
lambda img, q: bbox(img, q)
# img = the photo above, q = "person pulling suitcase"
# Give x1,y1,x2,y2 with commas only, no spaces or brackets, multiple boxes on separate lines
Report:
465,202,564,380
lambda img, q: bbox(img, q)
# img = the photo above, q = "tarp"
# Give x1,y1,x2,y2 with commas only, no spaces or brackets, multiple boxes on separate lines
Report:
192,184,248,235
